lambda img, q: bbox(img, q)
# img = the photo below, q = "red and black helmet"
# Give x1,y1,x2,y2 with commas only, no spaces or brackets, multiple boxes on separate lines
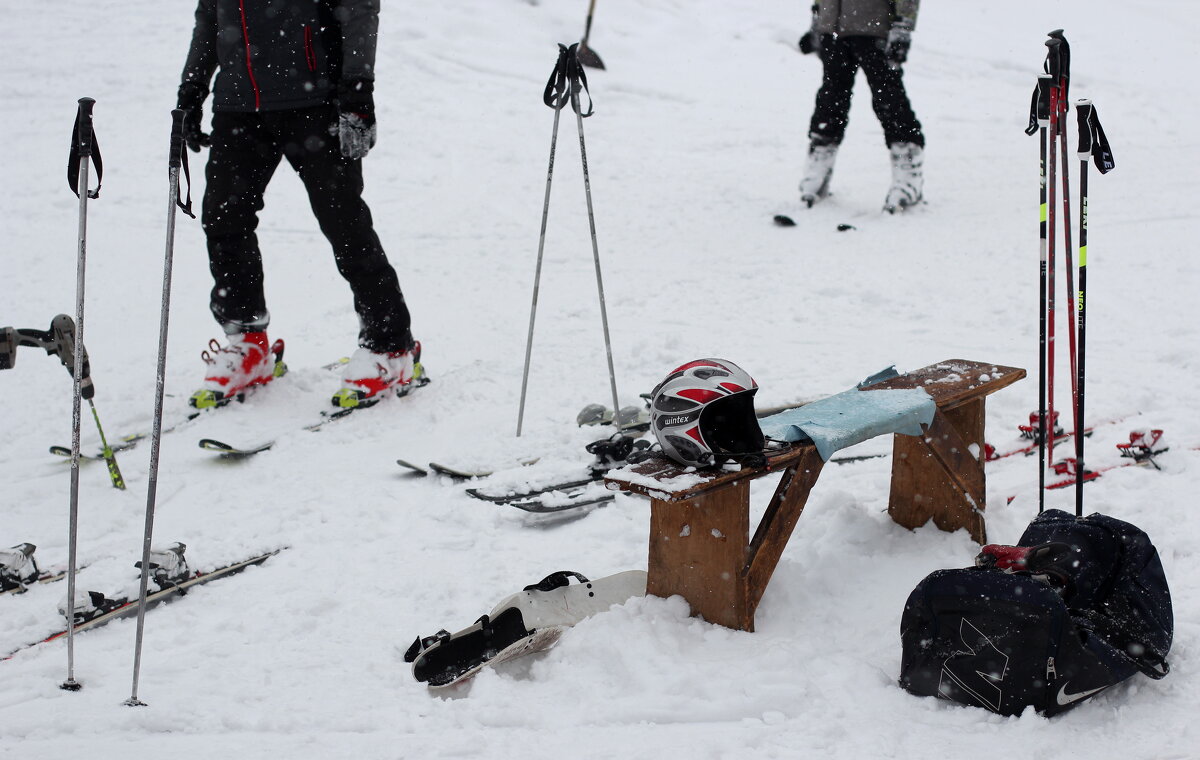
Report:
649,359,765,467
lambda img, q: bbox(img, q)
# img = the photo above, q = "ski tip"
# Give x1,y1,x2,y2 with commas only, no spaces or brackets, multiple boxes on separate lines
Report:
773,214,796,227
836,223,856,232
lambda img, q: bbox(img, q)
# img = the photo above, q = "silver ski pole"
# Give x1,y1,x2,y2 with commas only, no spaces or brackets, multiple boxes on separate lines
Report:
516,105,563,437
571,84,621,432
517,46,574,437
62,97,101,693
126,110,193,707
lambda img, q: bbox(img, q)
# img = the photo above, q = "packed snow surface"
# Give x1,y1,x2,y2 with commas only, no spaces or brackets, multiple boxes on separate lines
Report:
2,1,1197,757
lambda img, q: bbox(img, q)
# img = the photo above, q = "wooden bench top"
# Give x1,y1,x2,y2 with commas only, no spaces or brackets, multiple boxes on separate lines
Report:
604,359,1024,502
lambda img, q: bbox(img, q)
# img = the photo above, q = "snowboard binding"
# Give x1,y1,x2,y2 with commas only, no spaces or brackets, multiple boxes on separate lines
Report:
404,569,646,688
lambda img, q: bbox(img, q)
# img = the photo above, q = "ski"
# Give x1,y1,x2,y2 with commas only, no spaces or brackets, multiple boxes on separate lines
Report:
983,412,1135,462
2,546,284,662
396,458,429,476
1,544,85,597
198,373,431,459
50,359,350,460
465,476,599,504
461,433,650,510
504,490,613,515
1045,429,1197,489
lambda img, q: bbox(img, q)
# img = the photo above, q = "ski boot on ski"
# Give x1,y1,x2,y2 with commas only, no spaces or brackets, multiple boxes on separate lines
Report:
799,140,839,208
0,543,40,592
883,141,924,213
136,542,190,589
331,340,428,409
190,332,287,410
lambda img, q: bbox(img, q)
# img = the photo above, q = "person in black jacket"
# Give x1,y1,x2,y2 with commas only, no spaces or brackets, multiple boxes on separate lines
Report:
177,0,423,411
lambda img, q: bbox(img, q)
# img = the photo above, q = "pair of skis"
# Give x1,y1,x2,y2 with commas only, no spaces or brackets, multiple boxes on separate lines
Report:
51,360,427,461
1044,429,1197,490
2,544,283,663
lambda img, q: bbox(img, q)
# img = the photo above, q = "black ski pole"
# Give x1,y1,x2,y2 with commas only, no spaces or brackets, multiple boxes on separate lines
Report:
577,0,606,69
61,96,103,693
1026,74,1052,512
1073,99,1114,516
1048,31,1079,440
125,110,195,708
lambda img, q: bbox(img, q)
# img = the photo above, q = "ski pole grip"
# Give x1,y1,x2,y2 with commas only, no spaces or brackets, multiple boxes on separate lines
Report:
1044,38,1063,82
1075,99,1093,159
75,97,96,157
169,109,185,170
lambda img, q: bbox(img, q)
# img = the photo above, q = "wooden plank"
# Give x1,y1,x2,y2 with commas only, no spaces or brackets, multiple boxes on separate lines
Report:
744,448,826,614
646,481,751,630
869,360,1024,412
887,401,988,544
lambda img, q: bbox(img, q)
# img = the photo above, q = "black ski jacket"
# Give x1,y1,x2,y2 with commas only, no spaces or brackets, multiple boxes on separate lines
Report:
181,0,379,112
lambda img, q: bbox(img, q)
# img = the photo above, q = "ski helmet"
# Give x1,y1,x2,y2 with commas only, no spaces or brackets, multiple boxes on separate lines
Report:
649,359,765,468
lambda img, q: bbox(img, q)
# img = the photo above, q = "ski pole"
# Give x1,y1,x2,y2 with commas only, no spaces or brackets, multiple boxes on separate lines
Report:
1073,99,1114,517
1048,31,1079,439
61,96,103,692
1043,37,1065,486
566,46,622,436
577,0,606,70
47,314,125,490
517,46,572,437
1026,74,1053,512
126,110,195,707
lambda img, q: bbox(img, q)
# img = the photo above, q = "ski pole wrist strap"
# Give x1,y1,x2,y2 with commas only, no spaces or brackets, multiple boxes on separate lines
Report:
67,98,103,199
1075,101,1115,174
543,43,594,117
169,108,196,218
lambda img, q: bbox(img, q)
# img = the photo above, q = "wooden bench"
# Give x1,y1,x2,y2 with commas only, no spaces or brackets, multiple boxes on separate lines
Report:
603,359,1025,631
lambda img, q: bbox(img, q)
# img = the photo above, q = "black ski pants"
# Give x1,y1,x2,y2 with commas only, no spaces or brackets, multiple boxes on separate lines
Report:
202,106,412,353
808,35,924,148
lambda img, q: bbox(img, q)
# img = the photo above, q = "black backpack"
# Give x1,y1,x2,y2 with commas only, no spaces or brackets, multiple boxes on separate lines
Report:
899,509,1172,716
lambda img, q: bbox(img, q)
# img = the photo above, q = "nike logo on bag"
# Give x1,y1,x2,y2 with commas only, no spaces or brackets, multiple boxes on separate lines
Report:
1056,683,1109,705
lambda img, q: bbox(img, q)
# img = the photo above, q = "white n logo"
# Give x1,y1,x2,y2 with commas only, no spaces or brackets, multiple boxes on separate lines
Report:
939,618,1009,712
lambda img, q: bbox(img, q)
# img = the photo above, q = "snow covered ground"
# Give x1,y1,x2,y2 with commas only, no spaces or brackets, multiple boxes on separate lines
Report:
2,1,1198,757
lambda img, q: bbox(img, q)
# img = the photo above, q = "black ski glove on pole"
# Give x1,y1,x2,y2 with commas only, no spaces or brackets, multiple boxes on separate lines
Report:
176,82,211,152
336,77,377,160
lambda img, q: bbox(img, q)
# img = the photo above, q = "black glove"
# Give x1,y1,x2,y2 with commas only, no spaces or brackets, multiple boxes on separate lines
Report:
799,31,819,55
885,22,912,65
176,81,210,152
336,77,377,159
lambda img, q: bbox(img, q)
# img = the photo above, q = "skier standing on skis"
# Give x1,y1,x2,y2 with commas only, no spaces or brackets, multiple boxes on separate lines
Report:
176,0,423,411
797,0,925,212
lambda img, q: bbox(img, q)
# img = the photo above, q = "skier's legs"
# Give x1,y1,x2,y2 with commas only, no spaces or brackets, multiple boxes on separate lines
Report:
852,37,925,147
279,107,413,353
202,112,283,333
808,35,859,145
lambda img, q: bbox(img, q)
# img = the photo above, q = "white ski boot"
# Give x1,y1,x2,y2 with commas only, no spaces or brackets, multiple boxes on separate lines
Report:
137,542,190,588
799,141,839,207
883,141,924,213
405,569,647,688
0,543,39,591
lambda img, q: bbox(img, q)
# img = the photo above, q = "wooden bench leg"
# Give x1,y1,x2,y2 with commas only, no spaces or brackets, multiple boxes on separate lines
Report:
646,480,750,631
888,401,988,544
744,449,825,622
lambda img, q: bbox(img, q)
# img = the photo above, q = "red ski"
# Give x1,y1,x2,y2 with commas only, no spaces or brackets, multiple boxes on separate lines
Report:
984,411,1134,462
1045,429,1196,489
